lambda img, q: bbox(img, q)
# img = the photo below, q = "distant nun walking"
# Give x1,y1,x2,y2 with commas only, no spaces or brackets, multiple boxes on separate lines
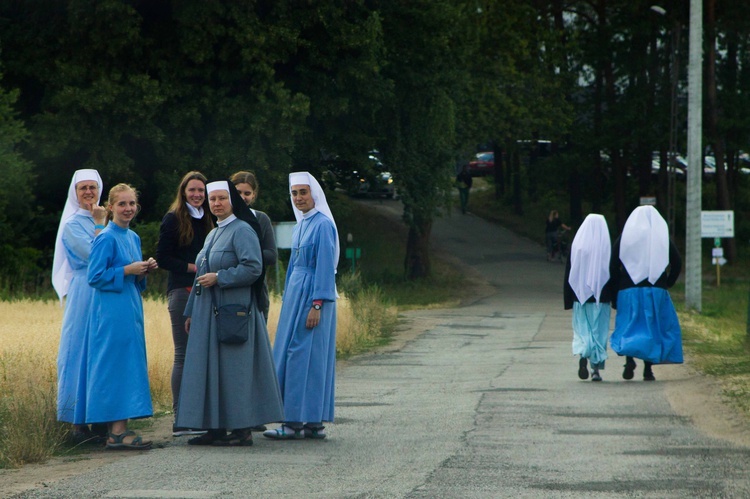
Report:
564,214,615,382
609,205,683,381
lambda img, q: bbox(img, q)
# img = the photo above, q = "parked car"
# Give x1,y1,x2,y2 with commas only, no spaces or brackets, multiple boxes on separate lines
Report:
466,151,494,176
322,150,397,198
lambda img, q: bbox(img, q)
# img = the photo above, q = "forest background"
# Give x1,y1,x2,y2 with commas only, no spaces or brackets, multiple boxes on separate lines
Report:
0,0,749,296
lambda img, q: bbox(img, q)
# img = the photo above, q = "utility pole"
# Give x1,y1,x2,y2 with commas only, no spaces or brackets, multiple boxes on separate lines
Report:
685,0,702,311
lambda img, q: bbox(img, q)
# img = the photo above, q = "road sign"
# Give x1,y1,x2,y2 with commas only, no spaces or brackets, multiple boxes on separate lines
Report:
274,221,296,249
701,211,734,238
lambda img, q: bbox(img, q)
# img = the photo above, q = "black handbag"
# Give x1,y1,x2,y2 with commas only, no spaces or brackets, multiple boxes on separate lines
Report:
203,229,251,345
213,301,250,345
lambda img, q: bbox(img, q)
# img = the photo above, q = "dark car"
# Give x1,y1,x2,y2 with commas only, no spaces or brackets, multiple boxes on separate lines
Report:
322,150,397,198
467,151,494,176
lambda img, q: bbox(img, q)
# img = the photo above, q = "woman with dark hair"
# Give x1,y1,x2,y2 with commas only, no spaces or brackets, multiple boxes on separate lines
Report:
230,170,277,322
156,171,214,437
177,181,283,447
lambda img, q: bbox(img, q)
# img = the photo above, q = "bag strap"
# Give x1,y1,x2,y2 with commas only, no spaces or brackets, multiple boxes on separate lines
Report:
202,229,222,316
203,227,250,316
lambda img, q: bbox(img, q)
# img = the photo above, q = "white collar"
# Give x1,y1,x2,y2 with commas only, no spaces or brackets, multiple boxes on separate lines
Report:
217,214,237,227
187,205,204,219
301,208,319,220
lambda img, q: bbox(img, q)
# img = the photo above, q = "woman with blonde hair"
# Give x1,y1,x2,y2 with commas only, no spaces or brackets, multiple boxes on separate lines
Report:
86,183,157,449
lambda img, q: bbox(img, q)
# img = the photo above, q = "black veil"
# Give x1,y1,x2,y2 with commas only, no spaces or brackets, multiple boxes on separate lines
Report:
220,180,266,309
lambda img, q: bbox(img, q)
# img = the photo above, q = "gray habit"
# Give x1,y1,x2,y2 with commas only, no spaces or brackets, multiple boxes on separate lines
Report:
177,218,283,430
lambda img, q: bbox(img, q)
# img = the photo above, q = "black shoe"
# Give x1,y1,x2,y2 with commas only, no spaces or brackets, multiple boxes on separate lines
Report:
622,357,636,380
591,371,602,382
68,428,105,446
578,358,589,380
249,425,267,432
643,370,656,381
90,423,109,438
213,429,253,447
187,429,225,445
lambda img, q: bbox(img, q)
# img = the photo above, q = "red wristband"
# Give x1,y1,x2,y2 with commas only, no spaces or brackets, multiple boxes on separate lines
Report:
312,300,323,306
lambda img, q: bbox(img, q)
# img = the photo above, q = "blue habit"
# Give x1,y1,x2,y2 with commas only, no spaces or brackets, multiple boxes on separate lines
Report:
85,223,153,423
57,213,97,423
273,212,337,423
610,287,683,364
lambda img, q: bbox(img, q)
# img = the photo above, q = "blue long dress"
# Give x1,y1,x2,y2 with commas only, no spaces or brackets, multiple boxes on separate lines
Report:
57,212,97,423
85,223,153,423
273,211,338,423
176,218,283,430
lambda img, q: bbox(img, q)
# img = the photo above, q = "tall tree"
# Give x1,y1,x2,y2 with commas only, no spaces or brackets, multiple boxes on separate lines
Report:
0,66,37,288
379,0,471,279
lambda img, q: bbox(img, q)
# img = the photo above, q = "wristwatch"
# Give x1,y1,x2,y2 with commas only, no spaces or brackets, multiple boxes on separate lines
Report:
312,303,322,310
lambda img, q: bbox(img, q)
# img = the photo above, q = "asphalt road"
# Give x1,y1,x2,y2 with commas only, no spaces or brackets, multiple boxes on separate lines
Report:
10,199,750,498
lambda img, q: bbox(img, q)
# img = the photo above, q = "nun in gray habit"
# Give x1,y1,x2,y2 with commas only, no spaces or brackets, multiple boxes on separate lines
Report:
176,180,283,446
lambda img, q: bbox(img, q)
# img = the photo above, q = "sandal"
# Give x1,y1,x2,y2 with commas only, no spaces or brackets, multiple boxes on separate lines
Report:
263,425,303,440
187,429,225,446
106,430,152,450
302,424,327,440
213,429,253,447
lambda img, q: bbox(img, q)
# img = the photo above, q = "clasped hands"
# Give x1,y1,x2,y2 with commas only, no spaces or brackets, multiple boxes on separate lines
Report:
125,257,158,277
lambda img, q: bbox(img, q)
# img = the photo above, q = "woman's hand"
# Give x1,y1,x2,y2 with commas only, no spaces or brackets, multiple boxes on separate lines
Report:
185,317,191,334
196,272,218,288
124,261,150,276
145,257,158,272
306,307,321,329
90,204,107,226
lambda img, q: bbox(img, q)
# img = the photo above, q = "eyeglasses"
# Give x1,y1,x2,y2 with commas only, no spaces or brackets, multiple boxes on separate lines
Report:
77,185,98,191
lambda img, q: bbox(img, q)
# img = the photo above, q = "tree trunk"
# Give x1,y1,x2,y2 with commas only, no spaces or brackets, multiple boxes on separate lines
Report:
528,133,539,201
705,0,736,262
493,143,504,198
404,216,432,279
512,149,523,215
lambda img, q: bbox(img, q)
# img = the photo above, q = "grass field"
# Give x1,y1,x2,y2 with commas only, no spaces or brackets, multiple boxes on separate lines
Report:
0,287,397,468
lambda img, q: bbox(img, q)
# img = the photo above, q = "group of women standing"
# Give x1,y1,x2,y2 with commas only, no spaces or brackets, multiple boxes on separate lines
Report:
564,205,683,382
54,168,339,449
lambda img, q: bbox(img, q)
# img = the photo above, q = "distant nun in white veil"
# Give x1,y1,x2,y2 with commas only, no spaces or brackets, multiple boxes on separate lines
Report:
564,214,615,382
609,205,683,382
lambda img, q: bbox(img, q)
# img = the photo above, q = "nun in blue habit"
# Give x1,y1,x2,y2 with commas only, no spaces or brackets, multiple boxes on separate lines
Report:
264,172,339,441
564,214,615,382
609,205,682,381
52,169,106,438
176,181,283,447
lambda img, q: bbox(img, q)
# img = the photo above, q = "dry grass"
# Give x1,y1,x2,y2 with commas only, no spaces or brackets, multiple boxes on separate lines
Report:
0,290,397,468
